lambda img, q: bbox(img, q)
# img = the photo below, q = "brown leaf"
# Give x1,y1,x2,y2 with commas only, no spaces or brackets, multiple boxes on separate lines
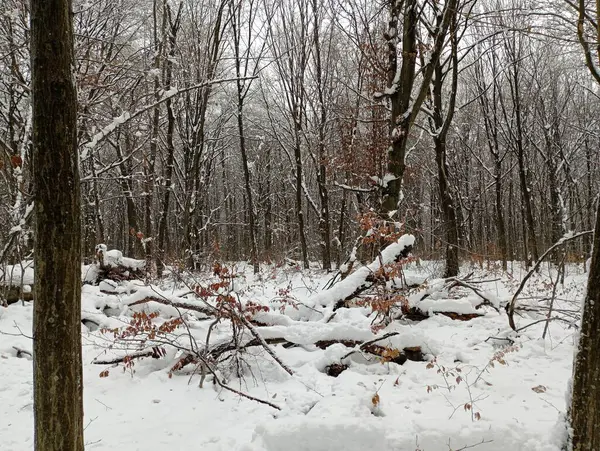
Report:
11,155,22,169
372,393,380,406
532,385,547,393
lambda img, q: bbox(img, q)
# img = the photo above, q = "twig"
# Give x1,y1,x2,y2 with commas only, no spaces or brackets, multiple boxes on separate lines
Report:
515,317,558,333
449,438,493,450
235,306,294,376
447,278,500,312
484,336,515,345
542,255,564,339
506,230,592,330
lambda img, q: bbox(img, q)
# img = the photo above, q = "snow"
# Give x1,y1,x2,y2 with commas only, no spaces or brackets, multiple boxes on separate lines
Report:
311,234,415,308
0,261,584,451
101,248,146,271
83,112,131,155
369,173,397,188
0,260,34,286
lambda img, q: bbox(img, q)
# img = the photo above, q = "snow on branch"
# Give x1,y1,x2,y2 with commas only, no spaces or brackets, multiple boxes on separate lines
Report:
310,234,415,308
82,76,258,155
506,230,593,330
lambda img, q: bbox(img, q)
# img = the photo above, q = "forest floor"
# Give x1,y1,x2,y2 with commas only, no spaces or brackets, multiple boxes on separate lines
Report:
0,257,584,451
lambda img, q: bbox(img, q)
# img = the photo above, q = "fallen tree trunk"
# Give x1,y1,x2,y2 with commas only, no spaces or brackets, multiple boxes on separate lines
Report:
93,331,425,372
1,285,34,305
311,235,415,309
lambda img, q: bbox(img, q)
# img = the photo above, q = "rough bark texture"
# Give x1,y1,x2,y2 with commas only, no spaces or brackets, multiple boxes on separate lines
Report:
157,3,181,276
31,0,84,450
431,19,459,278
381,0,457,215
570,202,600,450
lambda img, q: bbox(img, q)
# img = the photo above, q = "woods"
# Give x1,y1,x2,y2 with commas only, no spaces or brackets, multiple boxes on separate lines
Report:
0,0,597,276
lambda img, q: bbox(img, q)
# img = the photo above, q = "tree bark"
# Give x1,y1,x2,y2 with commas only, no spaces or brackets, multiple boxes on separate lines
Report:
430,14,459,278
157,2,182,276
570,202,600,450
570,1,600,446
311,0,332,272
231,0,259,274
31,0,84,449
510,61,538,265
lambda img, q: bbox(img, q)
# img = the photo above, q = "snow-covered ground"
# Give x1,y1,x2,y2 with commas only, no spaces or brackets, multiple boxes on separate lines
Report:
0,258,584,451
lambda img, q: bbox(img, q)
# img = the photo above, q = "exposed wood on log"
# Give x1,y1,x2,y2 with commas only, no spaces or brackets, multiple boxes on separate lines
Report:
325,363,348,377
94,264,145,283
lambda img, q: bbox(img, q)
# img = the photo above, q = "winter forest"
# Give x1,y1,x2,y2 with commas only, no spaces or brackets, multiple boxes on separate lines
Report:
1,0,600,449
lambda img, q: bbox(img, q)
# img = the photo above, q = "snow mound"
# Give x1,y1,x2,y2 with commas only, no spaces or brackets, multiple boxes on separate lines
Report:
102,249,145,271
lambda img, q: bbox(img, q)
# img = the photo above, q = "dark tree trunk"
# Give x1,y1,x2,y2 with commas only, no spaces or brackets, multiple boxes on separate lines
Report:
115,131,141,258
570,201,600,450
381,0,416,214
157,3,181,276
511,67,538,266
435,137,459,277
231,0,259,274
494,160,508,271
264,146,273,257
570,3,600,446
311,0,332,272
429,15,459,278
31,0,84,450
237,108,259,273
295,135,310,269
381,0,457,216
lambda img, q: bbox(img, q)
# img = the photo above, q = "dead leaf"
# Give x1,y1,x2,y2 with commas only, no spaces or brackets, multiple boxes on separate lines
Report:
372,393,380,406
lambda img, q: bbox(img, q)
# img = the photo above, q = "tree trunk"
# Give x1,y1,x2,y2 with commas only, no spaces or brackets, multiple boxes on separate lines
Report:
237,107,259,273
311,0,332,272
157,2,181,276
570,201,600,450
512,67,538,266
494,160,508,271
31,0,84,449
381,0,416,214
430,17,459,278
435,137,459,277
295,135,310,269
264,145,273,257
231,0,259,274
